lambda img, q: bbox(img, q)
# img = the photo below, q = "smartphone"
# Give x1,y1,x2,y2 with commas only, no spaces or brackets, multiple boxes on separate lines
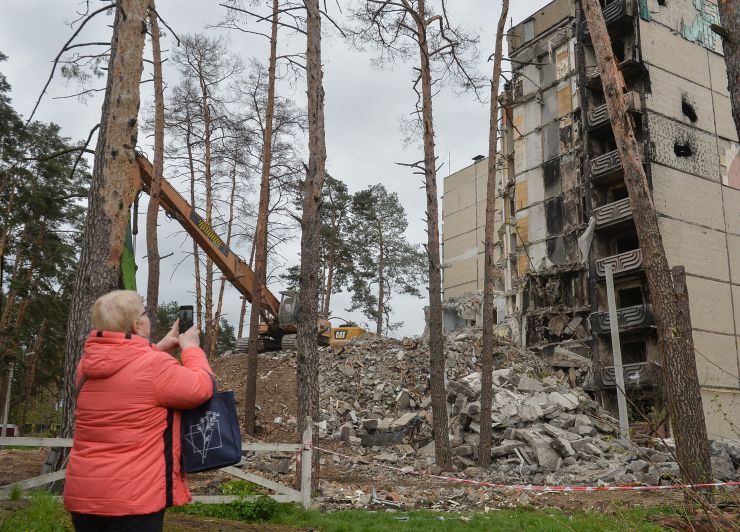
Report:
178,305,194,334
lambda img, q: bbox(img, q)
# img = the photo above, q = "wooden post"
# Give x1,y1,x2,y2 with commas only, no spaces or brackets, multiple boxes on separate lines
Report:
605,265,630,441
300,416,313,509
582,0,712,492
1,364,14,439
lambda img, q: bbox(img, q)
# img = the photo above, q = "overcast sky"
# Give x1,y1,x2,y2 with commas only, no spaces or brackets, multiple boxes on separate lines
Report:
1,0,549,339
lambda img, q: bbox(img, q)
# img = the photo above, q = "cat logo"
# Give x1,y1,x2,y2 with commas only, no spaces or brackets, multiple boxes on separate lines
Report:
334,330,348,340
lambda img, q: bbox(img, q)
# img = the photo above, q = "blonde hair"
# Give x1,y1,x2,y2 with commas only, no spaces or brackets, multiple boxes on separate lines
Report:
91,290,144,333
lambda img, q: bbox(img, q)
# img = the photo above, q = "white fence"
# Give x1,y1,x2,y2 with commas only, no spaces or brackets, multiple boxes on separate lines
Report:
0,419,313,508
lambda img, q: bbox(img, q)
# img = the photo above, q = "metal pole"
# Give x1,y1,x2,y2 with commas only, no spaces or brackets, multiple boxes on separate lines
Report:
605,265,630,440
1,364,15,438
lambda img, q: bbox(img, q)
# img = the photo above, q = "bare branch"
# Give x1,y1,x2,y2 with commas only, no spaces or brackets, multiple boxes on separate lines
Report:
27,2,114,124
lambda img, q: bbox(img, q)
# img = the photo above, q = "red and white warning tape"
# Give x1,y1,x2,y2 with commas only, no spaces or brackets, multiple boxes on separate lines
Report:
309,444,740,493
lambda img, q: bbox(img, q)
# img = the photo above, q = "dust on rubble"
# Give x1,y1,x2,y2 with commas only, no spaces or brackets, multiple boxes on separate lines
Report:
207,328,740,512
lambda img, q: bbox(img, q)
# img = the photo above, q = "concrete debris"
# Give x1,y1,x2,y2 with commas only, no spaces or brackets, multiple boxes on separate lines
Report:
312,327,740,488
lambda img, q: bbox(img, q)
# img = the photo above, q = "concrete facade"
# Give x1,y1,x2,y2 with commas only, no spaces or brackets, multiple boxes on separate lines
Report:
441,0,740,439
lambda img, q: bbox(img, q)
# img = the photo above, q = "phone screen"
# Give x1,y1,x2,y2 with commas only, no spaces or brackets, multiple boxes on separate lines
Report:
178,306,194,334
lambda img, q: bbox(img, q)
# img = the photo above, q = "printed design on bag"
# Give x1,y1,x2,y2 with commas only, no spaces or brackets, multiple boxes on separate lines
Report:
185,411,223,463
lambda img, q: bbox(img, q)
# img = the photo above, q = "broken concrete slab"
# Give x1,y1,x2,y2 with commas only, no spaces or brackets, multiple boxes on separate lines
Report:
517,375,545,393
491,440,526,458
548,391,579,410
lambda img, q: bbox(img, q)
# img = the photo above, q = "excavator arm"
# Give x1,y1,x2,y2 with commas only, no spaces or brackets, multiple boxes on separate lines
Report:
135,154,281,328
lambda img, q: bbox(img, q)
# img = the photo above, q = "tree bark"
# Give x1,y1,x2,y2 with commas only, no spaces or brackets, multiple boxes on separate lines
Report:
245,0,279,436
376,233,384,336
297,0,325,491
145,2,165,336
416,0,450,469
479,0,509,468
186,115,203,332
198,70,215,358
583,0,712,492
212,148,239,357
61,0,148,439
718,0,740,140
323,247,334,319
21,320,47,426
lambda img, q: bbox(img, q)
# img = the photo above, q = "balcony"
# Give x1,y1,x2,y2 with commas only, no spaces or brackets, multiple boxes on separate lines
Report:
589,150,622,182
594,198,632,230
599,361,662,389
590,303,654,335
582,0,633,39
595,249,643,277
587,92,641,131
586,61,646,90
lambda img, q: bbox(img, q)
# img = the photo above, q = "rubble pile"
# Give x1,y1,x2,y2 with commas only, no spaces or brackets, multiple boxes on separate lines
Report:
318,328,740,486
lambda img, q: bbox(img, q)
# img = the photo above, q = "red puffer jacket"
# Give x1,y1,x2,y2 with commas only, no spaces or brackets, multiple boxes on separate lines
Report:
63,331,214,516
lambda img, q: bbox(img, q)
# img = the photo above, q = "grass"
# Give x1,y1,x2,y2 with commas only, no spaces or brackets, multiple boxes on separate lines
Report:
0,491,681,531
0,492,72,532
175,500,676,531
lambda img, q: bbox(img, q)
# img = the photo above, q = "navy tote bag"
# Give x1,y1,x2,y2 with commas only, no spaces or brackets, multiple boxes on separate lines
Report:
181,377,242,473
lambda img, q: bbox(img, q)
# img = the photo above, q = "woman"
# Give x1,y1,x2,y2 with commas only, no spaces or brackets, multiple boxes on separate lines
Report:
64,290,214,531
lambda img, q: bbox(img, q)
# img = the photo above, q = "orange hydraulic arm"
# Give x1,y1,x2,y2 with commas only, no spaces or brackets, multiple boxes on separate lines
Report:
135,154,281,327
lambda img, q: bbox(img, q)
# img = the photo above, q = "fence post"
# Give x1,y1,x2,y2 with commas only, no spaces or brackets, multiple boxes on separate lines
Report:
300,416,312,509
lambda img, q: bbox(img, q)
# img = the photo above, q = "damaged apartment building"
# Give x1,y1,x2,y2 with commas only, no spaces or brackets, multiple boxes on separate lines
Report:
442,0,740,439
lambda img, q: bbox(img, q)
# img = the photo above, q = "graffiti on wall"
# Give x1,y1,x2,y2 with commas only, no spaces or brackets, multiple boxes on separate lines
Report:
681,0,720,50
639,0,721,52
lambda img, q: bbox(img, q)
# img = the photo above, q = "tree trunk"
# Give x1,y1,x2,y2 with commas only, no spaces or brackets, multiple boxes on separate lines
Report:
186,111,203,331
376,234,384,336
198,71,215,357
583,0,712,492
238,231,258,339
297,0,325,491
61,0,148,440
211,149,239,357
245,0,279,436
479,0,509,468
145,2,165,336
718,0,740,140
416,0,450,469
323,247,334,319
21,320,47,426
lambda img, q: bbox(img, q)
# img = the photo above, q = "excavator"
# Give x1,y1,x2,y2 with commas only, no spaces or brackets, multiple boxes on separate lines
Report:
134,154,366,351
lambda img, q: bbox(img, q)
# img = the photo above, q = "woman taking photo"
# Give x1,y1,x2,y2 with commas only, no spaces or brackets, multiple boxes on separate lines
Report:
64,290,214,531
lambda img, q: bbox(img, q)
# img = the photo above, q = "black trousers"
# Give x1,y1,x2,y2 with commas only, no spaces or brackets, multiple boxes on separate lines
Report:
71,509,165,532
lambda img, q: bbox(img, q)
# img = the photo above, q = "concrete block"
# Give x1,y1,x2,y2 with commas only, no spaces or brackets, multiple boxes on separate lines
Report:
444,281,478,300
443,205,477,239
640,20,712,88
644,66,716,135
727,234,740,280
708,51,731,98
685,276,735,334
444,256,478,291
693,330,740,388
723,185,740,235
443,231,477,266
651,164,723,230
659,217,729,281
714,94,739,142
702,390,740,440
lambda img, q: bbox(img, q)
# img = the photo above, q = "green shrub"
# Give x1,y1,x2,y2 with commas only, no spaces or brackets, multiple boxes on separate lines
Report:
220,480,259,496
173,495,278,522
